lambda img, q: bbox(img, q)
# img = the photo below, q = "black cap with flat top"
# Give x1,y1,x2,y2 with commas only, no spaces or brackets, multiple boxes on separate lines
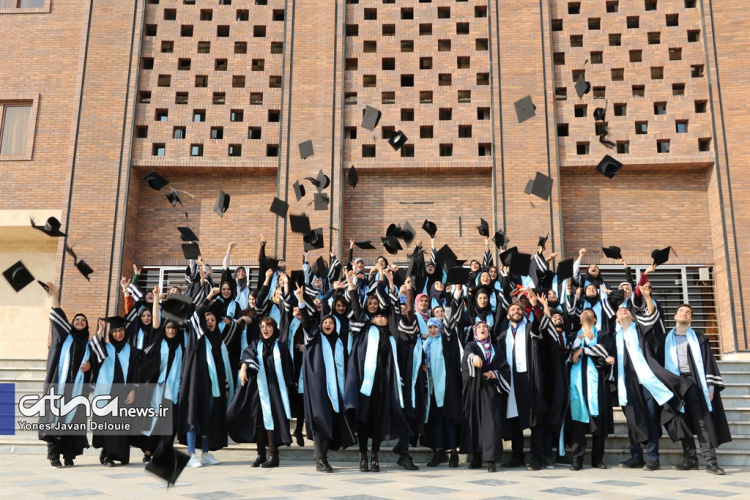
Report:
142,171,170,191
514,95,536,123
538,234,549,249
299,140,314,159
290,270,305,289
575,73,591,98
347,165,358,188
499,246,518,267
422,220,437,238
354,240,375,250
446,266,471,285
476,218,490,237
595,155,623,179
557,258,575,282
601,245,622,260
593,107,606,121
166,188,183,208
311,256,328,278
145,441,189,486
161,294,193,324
313,192,329,211
102,316,128,331
181,242,201,260
30,217,66,237
381,236,402,255
525,172,554,201
270,197,289,218
651,246,675,266
213,189,230,218
290,213,311,234
75,260,94,281
361,105,382,131
303,228,325,251
436,244,458,271
305,170,330,192
493,230,509,250
509,252,532,276
177,227,199,242
388,130,408,151
3,261,35,292
399,220,416,245
293,180,305,202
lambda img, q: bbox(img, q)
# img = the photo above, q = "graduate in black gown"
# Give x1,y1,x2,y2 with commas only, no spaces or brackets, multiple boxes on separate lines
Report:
344,269,410,472
40,282,93,468
294,284,356,472
225,315,295,468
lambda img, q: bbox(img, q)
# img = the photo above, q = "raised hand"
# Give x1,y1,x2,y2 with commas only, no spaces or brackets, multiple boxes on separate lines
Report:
294,282,305,302
228,241,237,252
133,263,141,275
120,276,131,292
208,286,221,298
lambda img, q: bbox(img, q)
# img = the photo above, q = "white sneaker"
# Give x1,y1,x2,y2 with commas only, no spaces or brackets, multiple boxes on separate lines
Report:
200,452,220,466
187,454,202,468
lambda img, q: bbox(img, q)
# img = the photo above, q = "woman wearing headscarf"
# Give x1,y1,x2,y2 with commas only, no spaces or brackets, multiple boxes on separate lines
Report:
257,268,283,326
40,282,94,468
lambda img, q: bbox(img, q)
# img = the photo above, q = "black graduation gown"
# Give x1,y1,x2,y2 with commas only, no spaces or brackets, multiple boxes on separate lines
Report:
300,309,356,449
225,338,295,446
460,341,511,461
661,330,732,447
395,315,427,440
565,335,614,437
39,308,91,456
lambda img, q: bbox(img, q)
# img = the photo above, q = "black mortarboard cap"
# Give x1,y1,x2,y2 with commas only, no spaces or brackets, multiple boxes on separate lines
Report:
436,244,458,271
177,226,199,242
399,220,416,245
538,234,549,249
514,95,536,124
290,270,305,288
493,230,509,250
102,316,128,331
395,268,408,285
595,155,623,179
145,441,189,486
181,242,201,260
75,260,94,281
293,180,305,202
38,280,51,294
305,170,330,193
213,189,230,218
303,228,324,251
142,171,170,191
651,246,674,266
311,256,328,278
386,223,399,237
270,197,289,218
161,294,193,324
299,140,314,160
3,261,35,292
525,172,554,201
557,258,575,282
347,165,358,188
30,217,66,237
166,188,183,208
601,245,623,260
476,218,490,237
290,213,311,234
422,220,437,238
388,130,408,151
499,246,519,267
313,192,329,211
381,236,402,255
354,240,376,250
593,107,606,121
509,252,532,277
575,72,591,99
361,105,382,131
446,266,471,285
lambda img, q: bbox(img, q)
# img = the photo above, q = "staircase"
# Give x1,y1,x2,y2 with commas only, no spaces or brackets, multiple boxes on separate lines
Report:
2,358,748,465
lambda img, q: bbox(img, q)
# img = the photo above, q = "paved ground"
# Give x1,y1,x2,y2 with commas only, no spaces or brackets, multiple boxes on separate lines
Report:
1,453,748,499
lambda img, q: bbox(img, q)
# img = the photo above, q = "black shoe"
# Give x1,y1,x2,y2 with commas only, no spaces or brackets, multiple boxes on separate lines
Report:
104,459,116,467
316,457,332,473
501,455,525,468
426,451,446,467
527,459,543,471
359,453,369,472
397,454,419,471
370,452,380,472
293,431,305,447
706,464,725,475
619,456,645,469
570,459,583,471
543,455,556,469
557,454,573,465
261,455,279,468
674,458,699,470
643,459,660,471
251,454,266,467
142,454,151,464
99,449,106,465
592,462,608,469
63,459,74,468
448,451,459,468
488,461,497,473
469,454,482,469
50,459,62,468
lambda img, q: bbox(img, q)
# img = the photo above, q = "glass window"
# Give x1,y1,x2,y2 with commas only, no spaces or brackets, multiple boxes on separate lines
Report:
0,104,32,155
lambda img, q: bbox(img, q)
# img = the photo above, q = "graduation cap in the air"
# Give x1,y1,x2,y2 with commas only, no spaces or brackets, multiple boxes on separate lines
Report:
381,236,403,255
161,294,193,324
213,189,230,218
508,251,532,277
306,170,331,193
436,244,458,271
499,246,518,267
30,217,66,237
102,315,128,331
476,218,490,237
145,440,189,486
398,221,416,245
354,240,375,250
177,226,199,242
593,107,606,121
538,233,549,249
524,172,554,201
293,180,306,202
361,105,382,131
289,270,306,289
446,266,471,286
347,165,358,188
166,188,183,208
313,192,329,211
575,72,591,99
388,130,408,151
290,213,311,234
303,228,324,251
299,140,314,160
514,95,536,124
3,261,35,292
142,171,170,191
311,256,328,278
385,223,399,238
181,242,201,260
557,258,575,282
422,220,437,238
595,155,623,179
65,246,94,281
270,197,289,218
493,230,509,250
601,245,623,260
651,246,676,266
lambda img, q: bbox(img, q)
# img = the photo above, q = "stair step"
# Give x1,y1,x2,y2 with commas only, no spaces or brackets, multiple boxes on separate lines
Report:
0,367,49,381
0,359,47,369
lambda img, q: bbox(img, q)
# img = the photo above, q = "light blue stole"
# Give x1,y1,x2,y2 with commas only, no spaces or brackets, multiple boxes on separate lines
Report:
570,328,600,423
584,299,603,330
93,343,131,401
269,304,281,326
615,323,673,406
505,318,528,419
476,313,494,328
143,340,183,436
360,326,404,408
136,328,145,350
257,340,291,430
321,334,346,413
288,317,303,393
225,299,237,319
416,314,429,336
423,334,445,423
204,333,235,404
665,328,711,411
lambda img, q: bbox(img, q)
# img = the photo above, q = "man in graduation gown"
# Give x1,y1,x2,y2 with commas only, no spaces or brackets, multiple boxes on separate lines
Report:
658,304,731,474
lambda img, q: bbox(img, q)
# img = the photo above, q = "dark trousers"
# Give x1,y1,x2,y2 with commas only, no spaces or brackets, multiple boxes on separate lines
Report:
46,436,78,461
571,432,605,464
509,419,546,460
313,436,330,459
629,387,660,461
509,418,525,458
680,373,717,465
292,392,305,436
430,402,457,451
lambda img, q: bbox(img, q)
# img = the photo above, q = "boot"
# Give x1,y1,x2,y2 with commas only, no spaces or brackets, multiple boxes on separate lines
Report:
427,451,446,467
370,452,380,472
570,458,583,471
448,451,459,468
488,461,497,473
469,453,482,469
316,457,332,473
397,453,419,470
50,459,62,468
261,432,279,468
359,452,369,472
253,433,267,467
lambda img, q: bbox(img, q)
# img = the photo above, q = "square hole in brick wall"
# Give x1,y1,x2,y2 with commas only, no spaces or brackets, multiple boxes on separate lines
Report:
588,18,600,30
568,2,580,14
142,57,154,70
614,103,626,116
382,58,395,70
635,121,648,134
213,92,226,105
345,58,358,70
457,56,471,69
190,144,203,156
439,144,453,156
401,108,414,121
248,127,262,139
268,109,280,122
648,32,660,44
181,25,193,37
669,48,682,60
458,125,472,138
158,74,171,87
215,59,228,71
438,73,451,86
676,120,688,133
178,58,191,70
657,139,670,153
478,143,492,156
476,6,487,18
362,144,376,157
477,73,489,85
250,92,263,105
606,1,618,12
381,126,395,140
193,109,206,122
161,41,174,53
136,125,148,138
345,92,357,105
691,65,704,77
364,8,377,20
195,75,208,87
152,143,165,156
210,126,223,139
476,38,488,51
458,90,471,103
557,123,569,136
230,109,243,122
254,25,267,37
401,144,415,157
267,144,279,156
420,23,432,35
364,75,377,87
363,40,377,52
438,39,451,51
552,19,563,31
611,68,624,81
273,9,284,21
645,0,657,11
685,0,696,7
271,42,284,53
698,138,711,151
591,51,603,64
420,57,433,69
176,92,189,104
666,14,679,27
217,25,230,37
651,67,664,79
420,125,434,139
344,127,357,140
253,59,265,71
688,29,700,42
456,23,469,35
630,49,642,62
555,87,567,100
617,141,629,154
164,9,177,20
632,85,645,97
654,102,667,115
146,24,157,36
346,24,358,36
609,33,621,46
138,91,151,103
233,75,246,88
574,104,587,117
440,108,453,120
553,52,565,65
219,0,230,5
420,91,433,104
571,69,585,82
173,126,185,139
200,9,212,21
438,6,450,18
198,41,211,53
383,24,395,36
382,91,395,104
570,35,583,47
401,74,414,87
672,83,685,95
401,40,414,52
236,9,249,21
627,16,639,28
576,142,589,155
228,144,242,157
402,8,414,20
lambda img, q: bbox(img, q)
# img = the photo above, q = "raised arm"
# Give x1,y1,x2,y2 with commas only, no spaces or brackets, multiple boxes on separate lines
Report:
152,285,161,329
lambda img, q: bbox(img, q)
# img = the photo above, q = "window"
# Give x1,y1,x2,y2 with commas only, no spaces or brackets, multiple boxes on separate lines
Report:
648,32,660,45
458,125,472,138
382,24,395,36
420,23,432,35
593,86,605,99
344,127,357,140
557,124,569,136
568,2,580,14
198,41,211,53
685,0,696,8
152,143,165,156
401,8,413,20
439,144,453,157
439,108,452,120
145,24,157,36
438,39,451,51
175,92,189,105
271,42,283,54
272,9,284,21
617,141,629,154
173,127,185,139
364,8,376,20
190,144,203,157
576,142,589,155
213,92,226,105
215,59,228,71
574,105,587,117
570,35,583,47
635,121,648,134
382,58,395,70
611,68,624,81
344,92,357,105
0,103,33,156
229,109,243,122
158,75,171,87
630,50,642,62
478,143,492,156
695,100,707,113
555,87,567,101
249,127,262,139
267,144,279,157
200,9,212,21
632,85,645,97
477,73,489,85
666,14,679,27
591,51,603,64
420,57,433,70
217,25,230,37
672,83,685,96
382,92,395,104
456,23,469,35
657,140,670,153
609,33,621,46
252,59,265,71
346,58,358,71
363,40,376,53
254,25,267,37
362,145,376,157
654,102,667,115
698,138,711,151
381,127,394,140
457,56,471,69
178,58,191,71
691,65,704,78
627,16,639,28
401,74,414,87
688,30,700,42
1,0,47,8
135,126,148,139
476,6,487,18
364,75,377,88
138,91,151,104
606,1,618,13
676,120,688,133
476,38,488,51
233,75,246,88
437,6,450,18
458,90,471,103
669,48,682,61
250,92,263,105
645,1,657,11
195,75,208,88
420,125,433,139
142,57,154,70
553,52,565,65
651,67,664,80
401,144,414,158
552,19,563,31
236,9,249,21
268,110,280,122
588,18,600,30
614,103,626,116
228,144,242,157
401,108,414,121
210,127,223,139
161,41,174,53
193,109,205,122
438,74,451,86
419,91,433,104
181,25,193,37
401,40,413,52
